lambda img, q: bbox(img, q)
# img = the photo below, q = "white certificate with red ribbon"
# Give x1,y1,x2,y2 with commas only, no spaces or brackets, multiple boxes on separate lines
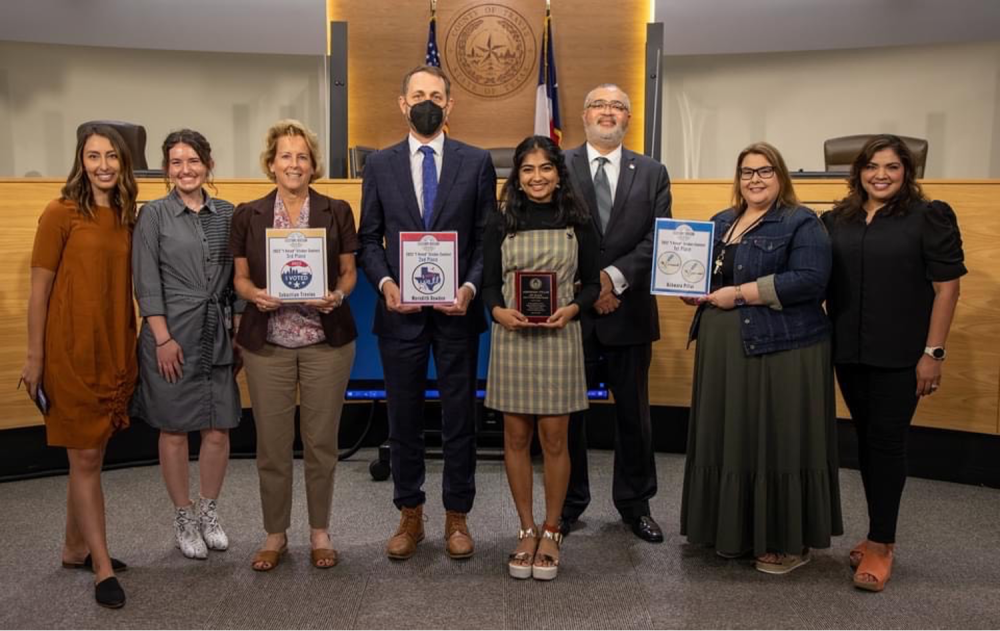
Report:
265,228,327,302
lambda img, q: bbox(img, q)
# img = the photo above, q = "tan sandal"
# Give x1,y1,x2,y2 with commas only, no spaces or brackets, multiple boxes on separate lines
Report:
508,527,538,580
251,543,287,572
311,548,338,569
849,540,867,569
755,550,811,575
532,526,562,581
854,544,893,592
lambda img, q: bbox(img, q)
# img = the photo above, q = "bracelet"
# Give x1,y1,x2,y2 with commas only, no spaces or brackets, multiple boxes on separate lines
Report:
156,337,173,348
333,289,346,302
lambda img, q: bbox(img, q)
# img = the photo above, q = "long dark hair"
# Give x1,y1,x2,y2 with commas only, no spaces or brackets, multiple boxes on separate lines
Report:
829,134,926,222
161,128,217,194
497,135,590,234
61,124,138,226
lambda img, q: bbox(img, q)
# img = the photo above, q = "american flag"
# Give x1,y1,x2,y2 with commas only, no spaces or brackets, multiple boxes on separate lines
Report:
426,13,440,67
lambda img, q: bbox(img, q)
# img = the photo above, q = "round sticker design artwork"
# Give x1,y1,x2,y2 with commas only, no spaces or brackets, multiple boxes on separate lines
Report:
412,262,445,295
281,259,313,290
657,252,682,275
681,260,706,284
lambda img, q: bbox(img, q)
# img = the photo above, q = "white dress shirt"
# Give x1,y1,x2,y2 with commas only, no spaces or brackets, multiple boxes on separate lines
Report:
586,142,628,295
408,132,445,217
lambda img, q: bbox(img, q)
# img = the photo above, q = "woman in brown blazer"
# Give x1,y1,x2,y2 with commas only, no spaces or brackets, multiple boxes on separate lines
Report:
230,119,358,571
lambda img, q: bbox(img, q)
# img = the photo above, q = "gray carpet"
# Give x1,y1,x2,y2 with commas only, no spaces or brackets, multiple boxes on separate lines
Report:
0,450,997,629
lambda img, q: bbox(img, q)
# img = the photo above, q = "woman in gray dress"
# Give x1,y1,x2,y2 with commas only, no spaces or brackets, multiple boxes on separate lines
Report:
484,136,600,581
132,130,241,560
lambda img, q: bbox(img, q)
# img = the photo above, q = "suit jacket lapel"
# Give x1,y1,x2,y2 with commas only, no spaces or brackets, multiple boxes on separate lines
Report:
430,137,462,230
607,149,637,233
570,145,602,236
390,142,423,227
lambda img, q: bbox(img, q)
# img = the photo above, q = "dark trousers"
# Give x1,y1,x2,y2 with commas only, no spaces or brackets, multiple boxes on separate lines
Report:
379,323,479,513
836,363,920,544
564,337,657,522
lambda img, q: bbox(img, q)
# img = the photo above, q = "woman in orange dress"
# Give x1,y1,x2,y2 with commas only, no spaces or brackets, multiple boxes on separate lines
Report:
21,124,138,609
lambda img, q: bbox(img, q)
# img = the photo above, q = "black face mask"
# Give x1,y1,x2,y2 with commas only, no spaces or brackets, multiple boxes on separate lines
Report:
408,100,445,136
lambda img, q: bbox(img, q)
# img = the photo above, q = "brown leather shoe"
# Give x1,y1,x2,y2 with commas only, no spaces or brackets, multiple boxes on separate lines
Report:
386,505,425,560
444,510,474,559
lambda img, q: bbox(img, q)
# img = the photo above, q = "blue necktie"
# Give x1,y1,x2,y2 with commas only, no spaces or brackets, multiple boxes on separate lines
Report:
419,145,437,230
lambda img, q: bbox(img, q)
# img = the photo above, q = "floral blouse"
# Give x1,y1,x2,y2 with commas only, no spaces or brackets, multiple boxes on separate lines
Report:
266,194,327,348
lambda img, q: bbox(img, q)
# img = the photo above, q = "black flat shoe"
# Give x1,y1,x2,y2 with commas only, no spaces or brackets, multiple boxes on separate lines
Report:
629,516,664,543
94,576,126,609
63,554,128,572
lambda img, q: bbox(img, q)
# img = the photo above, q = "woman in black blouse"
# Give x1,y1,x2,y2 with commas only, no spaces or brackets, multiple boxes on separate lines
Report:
822,135,965,592
483,135,600,581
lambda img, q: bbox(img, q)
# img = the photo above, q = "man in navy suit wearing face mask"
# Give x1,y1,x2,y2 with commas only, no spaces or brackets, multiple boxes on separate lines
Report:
358,65,497,561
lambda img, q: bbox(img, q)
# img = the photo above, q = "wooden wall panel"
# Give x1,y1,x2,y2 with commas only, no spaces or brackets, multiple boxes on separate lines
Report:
328,0,649,153
1,178,997,436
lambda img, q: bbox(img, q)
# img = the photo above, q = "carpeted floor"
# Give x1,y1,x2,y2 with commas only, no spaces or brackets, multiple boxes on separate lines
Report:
0,450,997,629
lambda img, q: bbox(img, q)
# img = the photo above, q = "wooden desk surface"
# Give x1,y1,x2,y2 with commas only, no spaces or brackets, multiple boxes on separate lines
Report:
1,178,997,435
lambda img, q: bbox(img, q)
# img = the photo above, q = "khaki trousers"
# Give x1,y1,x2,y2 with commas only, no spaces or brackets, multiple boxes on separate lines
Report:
242,341,355,533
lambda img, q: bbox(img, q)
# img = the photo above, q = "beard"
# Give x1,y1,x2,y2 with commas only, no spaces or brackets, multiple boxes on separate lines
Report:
585,121,626,146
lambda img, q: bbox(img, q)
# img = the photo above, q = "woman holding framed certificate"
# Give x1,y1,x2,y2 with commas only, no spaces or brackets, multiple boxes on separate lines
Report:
131,129,241,561
21,124,138,608
823,135,965,592
483,135,601,581
680,142,841,575
230,119,358,572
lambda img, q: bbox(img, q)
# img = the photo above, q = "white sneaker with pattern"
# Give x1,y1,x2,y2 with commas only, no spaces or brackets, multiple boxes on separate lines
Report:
198,497,229,551
175,504,208,559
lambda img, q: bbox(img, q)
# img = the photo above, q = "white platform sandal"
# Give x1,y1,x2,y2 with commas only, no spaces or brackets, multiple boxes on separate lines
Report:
508,526,538,579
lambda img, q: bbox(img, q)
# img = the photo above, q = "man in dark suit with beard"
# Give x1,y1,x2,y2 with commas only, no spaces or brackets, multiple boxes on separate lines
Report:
358,65,496,561
562,83,672,543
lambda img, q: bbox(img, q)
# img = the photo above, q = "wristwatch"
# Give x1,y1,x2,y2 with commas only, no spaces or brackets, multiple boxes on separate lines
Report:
734,284,747,307
924,346,946,361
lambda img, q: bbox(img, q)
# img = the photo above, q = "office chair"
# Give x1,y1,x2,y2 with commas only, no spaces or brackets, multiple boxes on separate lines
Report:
824,134,928,178
349,145,377,178
487,147,515,179
76,120,149,171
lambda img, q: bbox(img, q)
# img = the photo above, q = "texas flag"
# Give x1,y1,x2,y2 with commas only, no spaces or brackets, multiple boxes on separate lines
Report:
533,7,562,145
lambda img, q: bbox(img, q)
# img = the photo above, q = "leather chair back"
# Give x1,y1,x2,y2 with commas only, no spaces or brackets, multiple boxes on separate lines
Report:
76,120,149,170
488,147,515,179
349,145,376,178
824,134,928,178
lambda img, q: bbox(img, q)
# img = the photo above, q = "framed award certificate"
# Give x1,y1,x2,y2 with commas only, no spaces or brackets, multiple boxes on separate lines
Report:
399,232,458,305
649,218,715,297
265,228,328,302
515,271,557,323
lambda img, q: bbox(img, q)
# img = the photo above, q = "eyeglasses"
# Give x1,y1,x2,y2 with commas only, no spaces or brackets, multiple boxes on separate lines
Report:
586,100,629,113
739,166,775,180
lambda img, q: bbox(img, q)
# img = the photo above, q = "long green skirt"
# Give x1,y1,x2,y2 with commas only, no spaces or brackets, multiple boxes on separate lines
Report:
680,307,843,557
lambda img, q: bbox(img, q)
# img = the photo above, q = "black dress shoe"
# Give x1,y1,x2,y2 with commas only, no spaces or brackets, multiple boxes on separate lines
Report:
558,516,578,537
629,516,664,543
95,576,126,609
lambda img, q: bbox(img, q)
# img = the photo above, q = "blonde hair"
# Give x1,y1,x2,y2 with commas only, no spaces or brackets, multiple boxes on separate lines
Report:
730,142,799,215
260,119,323,183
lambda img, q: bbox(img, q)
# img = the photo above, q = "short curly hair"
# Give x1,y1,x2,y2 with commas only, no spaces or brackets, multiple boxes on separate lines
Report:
260,119,323,183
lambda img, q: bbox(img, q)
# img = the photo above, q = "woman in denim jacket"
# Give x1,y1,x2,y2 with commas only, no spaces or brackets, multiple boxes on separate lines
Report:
680,142,843,575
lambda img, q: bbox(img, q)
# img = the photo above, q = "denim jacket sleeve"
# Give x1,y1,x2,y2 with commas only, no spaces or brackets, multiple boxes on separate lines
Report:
758,208,831,310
